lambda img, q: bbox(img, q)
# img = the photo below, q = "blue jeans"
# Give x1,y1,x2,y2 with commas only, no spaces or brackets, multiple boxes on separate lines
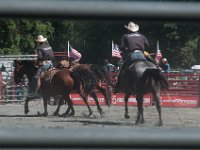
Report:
29,61,53,96
127,50,146,62
35,61,53,77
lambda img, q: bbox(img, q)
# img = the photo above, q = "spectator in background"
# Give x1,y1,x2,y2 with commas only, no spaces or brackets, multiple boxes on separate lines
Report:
103,59,114,72
160,58,170,73
112,57,123,72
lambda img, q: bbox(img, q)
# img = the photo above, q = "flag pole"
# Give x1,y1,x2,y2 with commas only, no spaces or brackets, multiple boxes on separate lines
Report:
156,40,161,63
67,41,69,61
157,40,159,51
111,40,113,64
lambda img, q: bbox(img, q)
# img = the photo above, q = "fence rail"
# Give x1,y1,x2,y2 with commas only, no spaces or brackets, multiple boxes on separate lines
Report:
0,55,37,61
0,62,200,107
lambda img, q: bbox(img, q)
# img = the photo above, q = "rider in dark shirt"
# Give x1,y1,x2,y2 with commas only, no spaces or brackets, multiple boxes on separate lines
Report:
28,35,54,98
120,27,149,60
115,22,155,93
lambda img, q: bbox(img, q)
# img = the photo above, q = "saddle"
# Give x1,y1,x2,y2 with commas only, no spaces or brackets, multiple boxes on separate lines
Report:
40,67,59,83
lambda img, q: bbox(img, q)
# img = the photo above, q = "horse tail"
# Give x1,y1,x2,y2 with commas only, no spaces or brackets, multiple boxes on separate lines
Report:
90,64,106,80
90,64,112,106
141,68,169,90
90,64,111,85
70,69,98,94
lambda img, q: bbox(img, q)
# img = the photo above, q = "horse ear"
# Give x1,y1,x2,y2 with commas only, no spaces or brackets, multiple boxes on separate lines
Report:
14,60,21,67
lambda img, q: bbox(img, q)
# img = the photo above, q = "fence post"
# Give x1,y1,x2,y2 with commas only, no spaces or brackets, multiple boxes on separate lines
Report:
198,75,200,107
0,71,3,102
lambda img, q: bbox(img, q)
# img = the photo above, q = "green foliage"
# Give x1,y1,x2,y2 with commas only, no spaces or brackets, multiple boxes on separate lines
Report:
0,48,20,55
0,19,200,69
179,38,197,68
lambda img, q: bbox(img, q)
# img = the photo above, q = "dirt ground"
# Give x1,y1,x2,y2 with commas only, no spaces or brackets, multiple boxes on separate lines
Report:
0,99,200,129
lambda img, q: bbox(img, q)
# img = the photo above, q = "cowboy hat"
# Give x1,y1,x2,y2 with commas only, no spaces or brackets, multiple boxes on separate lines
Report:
162,58,167,62
124,22,139,32
35,35,47,42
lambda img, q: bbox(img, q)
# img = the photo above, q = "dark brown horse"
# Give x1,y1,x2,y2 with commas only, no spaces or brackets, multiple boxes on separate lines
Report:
118,60,169,126
14,60,111,117
69,63,111,116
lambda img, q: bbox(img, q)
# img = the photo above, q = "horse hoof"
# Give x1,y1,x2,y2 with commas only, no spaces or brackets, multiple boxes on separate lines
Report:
156,121,163,126
68,112,75,117
44,112,48,116
135,121,139,125
25,110,29,114
141,119,145,124
100,111,105,117
53,112,59,116
82,112,92,118
60,113,67,118
37,111,48,117
124,113,130,119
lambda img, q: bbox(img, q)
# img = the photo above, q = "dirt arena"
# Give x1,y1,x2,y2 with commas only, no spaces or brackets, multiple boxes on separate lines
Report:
0,99,200,129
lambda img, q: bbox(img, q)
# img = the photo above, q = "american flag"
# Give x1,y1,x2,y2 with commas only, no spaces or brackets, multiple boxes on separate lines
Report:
112,43,122,59
155,41,162,62
68,45,82,60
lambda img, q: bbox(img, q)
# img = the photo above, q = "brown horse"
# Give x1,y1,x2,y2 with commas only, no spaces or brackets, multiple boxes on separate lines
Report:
14,60,75,117
14,60,111,117
118,60,169,126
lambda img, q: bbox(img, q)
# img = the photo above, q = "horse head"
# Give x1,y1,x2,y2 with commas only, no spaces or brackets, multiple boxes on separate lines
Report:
14,60,25,84
14,60,36,85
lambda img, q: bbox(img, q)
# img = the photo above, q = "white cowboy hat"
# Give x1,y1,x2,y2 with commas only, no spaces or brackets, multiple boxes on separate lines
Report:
35,35,47,42
162,58,167,62
124,22,139,32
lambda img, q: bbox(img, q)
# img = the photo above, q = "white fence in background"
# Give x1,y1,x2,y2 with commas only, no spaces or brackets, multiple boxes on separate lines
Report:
0,55,36,103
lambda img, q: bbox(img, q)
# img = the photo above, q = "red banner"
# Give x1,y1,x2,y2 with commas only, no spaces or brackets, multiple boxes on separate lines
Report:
71,93,199,108
71,93,106,106
71,93,151,106
160,95,199,108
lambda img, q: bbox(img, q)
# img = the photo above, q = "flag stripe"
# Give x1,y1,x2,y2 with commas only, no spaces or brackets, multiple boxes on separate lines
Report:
156,49,162,61
155,40,162,62
68,45,82,60
112,50,122,58
112,43,122,59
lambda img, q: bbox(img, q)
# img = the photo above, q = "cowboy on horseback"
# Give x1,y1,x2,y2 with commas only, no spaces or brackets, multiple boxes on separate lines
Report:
28,35,54,98
115,22,156,93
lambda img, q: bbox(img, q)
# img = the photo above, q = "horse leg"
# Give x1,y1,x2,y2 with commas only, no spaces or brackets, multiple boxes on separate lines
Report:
38,96,49,116
153,89,163,126
79,92,93,117
53,96,63,116
97,85,110,107
62,97,75,117
24,97,31,114
90,91,104,116
135,95,144,125
124,93,131,119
